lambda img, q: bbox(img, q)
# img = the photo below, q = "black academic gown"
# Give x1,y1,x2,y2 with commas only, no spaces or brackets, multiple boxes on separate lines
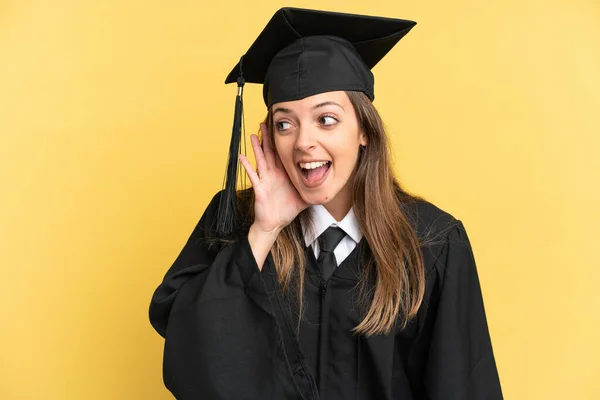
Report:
149,189,503,399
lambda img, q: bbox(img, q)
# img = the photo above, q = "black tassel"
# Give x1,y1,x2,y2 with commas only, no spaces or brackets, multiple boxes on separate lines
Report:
216,57,245,237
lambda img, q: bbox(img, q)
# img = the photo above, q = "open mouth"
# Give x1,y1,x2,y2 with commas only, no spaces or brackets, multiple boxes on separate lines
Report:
299,161,332,184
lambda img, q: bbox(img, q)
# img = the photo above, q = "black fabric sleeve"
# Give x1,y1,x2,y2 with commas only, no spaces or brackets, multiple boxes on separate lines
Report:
147,191,314,399
423,221,503,399
148,190,261,338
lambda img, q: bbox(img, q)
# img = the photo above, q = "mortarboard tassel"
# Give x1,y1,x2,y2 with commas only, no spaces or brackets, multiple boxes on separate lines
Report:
216,57,245,237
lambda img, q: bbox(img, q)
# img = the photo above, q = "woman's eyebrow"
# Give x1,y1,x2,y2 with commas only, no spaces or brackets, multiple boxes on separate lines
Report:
273,101,344,116
272,107,291,116
313,101,344,111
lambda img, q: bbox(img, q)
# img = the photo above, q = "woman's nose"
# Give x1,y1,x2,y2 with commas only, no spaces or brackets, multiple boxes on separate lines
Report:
294,126,318,152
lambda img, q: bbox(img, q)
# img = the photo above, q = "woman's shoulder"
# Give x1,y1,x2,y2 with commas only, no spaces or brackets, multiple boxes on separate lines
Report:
399,195,462,249
399,195,480,278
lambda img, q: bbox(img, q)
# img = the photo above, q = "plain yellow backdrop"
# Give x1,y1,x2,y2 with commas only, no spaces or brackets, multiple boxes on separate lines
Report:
1,0,599,398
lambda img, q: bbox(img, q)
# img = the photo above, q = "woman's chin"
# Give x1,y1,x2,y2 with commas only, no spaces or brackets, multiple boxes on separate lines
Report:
292,174,339,205
299,189,336,206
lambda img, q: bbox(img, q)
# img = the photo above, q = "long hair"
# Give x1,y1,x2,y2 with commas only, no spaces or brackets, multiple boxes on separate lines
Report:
236,91,426,336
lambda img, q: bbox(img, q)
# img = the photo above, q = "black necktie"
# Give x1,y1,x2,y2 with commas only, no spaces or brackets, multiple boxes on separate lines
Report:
317,226,347,282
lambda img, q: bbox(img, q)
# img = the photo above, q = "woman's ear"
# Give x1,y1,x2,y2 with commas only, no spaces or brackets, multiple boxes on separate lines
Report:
359,131,368,147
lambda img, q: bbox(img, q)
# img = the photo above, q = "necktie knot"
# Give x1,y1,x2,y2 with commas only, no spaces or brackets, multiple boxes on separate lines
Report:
319,226,346,253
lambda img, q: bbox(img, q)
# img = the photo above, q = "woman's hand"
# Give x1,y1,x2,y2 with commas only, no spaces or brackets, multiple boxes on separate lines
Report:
239,123,309,234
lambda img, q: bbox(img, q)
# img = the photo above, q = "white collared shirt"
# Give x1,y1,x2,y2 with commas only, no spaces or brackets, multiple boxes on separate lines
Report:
300,205,363,266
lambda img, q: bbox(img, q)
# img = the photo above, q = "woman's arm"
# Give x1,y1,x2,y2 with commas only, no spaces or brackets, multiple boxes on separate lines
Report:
148,189,268,338
248,223,282,271
147,189,317,399
423,221,503,399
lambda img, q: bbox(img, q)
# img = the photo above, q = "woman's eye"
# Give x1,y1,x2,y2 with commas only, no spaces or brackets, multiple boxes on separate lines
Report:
275,121,291,131
320,116,338,126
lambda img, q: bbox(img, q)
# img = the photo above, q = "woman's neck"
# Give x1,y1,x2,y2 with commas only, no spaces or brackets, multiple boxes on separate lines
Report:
323,185,352,222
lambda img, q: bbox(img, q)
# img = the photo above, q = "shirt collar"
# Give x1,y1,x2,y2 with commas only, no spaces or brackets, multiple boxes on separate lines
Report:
300,204,363,248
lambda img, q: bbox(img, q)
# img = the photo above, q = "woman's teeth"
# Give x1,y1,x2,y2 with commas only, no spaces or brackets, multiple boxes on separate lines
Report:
299,161,330,169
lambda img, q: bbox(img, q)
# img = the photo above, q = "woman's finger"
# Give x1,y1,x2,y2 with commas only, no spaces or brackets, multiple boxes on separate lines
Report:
274,148,283,170
260,123,276,168
238,154,260,188
250,134,268,176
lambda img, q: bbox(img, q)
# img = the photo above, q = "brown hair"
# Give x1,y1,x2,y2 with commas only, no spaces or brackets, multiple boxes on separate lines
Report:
232,91,426,336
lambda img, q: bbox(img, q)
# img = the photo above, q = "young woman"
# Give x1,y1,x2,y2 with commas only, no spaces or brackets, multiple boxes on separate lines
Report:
149,7,503,400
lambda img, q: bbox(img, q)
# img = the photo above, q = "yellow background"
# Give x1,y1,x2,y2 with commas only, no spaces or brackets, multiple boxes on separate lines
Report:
1,0,599,398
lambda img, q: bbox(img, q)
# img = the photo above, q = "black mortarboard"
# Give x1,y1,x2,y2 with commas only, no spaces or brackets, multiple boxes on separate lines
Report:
216,7,416,236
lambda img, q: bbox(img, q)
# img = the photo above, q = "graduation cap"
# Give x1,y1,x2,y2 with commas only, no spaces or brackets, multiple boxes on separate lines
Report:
216,7,416,236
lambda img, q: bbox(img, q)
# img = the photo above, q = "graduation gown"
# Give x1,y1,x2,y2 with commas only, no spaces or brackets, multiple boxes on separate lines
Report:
149,189,503,399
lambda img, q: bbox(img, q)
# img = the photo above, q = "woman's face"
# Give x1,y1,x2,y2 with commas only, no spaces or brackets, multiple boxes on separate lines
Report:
271,91,367,209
